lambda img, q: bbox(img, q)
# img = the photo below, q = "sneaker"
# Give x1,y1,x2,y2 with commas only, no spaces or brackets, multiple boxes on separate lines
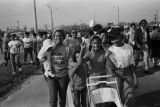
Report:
12,72,16,75
18,68,22,72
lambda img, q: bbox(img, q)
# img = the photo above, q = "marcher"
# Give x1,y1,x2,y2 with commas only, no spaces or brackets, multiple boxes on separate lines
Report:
150,26,160,67
64,29,82,56
107,28,138,107
2,33,10,67
99,29,111,51
8,33,22,75
128,23,136,46
45,29,71,107
79,36,108,107
22,31,33,64
31,32,39,64
0,35,3,53
69,45,87,107
134,19,151,74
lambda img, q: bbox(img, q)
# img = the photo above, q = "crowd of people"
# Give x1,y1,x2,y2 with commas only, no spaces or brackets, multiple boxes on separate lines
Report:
0,19,160,107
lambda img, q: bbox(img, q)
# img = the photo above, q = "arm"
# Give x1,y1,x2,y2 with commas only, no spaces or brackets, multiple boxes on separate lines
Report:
69,63,81,78
37,47,47,62
129,45,138,88
106,54,116,76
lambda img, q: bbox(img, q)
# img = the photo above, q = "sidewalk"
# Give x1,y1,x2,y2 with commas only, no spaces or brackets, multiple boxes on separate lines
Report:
0,75,50,107
0,74,72,107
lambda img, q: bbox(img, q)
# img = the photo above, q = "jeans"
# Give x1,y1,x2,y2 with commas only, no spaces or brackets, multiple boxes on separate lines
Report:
73,88,87,107
48,75,69,107
135,44,149,70
10,53,21,73
3,51,10,66
24,47,33,62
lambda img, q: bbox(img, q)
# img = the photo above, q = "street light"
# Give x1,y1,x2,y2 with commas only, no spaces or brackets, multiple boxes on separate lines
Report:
47,4,54,32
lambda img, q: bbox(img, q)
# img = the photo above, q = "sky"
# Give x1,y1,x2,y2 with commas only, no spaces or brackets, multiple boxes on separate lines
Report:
0,0,159,30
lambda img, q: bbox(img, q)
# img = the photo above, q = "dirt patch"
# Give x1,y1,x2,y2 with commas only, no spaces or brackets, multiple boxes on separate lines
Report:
0,62,42,99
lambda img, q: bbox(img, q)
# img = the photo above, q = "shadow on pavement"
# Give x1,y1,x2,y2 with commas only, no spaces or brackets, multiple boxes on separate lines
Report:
136,66,155,78
136,90,160,107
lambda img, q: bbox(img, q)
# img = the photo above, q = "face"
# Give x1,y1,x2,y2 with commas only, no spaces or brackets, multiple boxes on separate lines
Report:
141,21,146,28
25,34,29,38
54,31,64,44
11,36,15,40
131,25,136,30
71,30,77,38
91,39,101,51
42,34,47,40
100,33,107,43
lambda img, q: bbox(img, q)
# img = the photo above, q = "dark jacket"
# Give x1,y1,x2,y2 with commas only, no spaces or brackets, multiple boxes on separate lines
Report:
134,27,150,49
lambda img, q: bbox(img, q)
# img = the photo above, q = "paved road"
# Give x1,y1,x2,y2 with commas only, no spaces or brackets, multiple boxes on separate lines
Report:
0,68,160,107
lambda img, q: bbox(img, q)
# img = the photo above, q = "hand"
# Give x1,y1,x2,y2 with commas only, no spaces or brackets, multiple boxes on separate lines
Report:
44,71,55,78
41,56,47,62
80,42,86,50
44,71,49,78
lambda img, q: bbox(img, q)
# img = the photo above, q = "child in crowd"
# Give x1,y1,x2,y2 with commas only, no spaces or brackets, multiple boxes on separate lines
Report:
79,36,109,107
69,45,87,107
8,33,22,75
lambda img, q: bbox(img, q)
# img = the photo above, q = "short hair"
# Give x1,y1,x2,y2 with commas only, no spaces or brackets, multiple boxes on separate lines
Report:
54,29,66,39
32,32,37,37
24,31,29,35
130,23,136,27
99,28,107,34
109,28,124,40
93,24,102,31
90,36,102,44
139,19,147,26
153,26,157,30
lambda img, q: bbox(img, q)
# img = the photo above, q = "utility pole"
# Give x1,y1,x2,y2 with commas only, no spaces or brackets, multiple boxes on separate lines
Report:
118,5,119,25
47,4,54,32
154,14,157,23
17,21,19,30
33,0,38,34
157,9,159,24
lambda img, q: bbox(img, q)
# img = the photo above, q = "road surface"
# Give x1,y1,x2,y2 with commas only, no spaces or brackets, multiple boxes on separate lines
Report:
0,68,160,107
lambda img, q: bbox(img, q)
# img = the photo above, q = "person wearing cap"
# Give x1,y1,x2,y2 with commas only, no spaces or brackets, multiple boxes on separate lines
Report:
134,19,151,74
46,29,71,107
107,28,138,107
8,33,22,75
2,33,10,67
22,31,33,64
